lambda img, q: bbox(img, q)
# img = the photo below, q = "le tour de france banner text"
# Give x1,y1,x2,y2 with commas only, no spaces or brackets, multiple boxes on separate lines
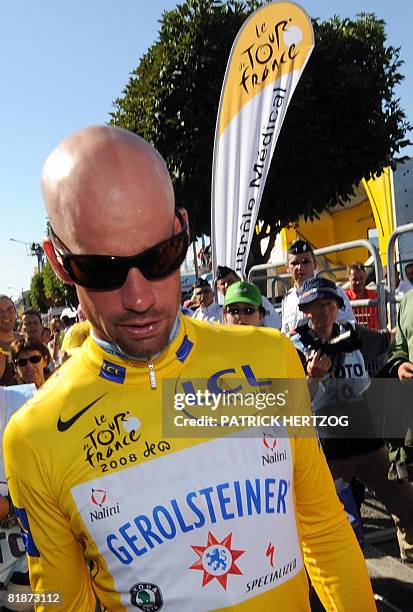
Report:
211,1,314,277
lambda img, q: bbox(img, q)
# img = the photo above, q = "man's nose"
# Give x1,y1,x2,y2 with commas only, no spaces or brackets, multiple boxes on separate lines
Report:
120,267,156,312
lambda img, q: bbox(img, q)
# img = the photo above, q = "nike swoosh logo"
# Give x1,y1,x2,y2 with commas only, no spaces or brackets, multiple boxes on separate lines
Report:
57,394,106,432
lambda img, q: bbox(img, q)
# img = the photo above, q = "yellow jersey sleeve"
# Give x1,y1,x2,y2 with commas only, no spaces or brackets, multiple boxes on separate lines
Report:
4,419,96,611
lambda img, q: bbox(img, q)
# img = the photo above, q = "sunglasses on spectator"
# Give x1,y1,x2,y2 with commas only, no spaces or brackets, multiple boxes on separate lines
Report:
226,306,258,316
48,209,189,291
15,355,42,367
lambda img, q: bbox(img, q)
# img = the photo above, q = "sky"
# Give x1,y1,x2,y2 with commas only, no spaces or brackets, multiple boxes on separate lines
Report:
1,0,412,300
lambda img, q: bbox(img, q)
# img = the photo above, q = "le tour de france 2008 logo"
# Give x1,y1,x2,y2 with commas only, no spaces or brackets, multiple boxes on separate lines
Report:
239,17,303,95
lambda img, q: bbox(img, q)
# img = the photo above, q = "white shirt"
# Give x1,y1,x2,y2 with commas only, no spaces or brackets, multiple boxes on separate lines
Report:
261,295,282,329
397,279,413,295
192,301,222,323
281,285,354,335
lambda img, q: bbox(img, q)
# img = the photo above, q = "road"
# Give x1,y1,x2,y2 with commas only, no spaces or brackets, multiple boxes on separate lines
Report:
310,490,413,611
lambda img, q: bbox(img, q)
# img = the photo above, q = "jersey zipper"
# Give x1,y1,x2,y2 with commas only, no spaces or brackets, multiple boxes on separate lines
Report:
148,362,157,390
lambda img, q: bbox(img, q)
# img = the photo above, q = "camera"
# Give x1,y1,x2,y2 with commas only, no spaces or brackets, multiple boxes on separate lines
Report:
296,321,362,358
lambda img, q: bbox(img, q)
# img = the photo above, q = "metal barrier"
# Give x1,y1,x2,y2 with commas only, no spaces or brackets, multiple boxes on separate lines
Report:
249,239,387,329
386,223,413,327
247,266,291,304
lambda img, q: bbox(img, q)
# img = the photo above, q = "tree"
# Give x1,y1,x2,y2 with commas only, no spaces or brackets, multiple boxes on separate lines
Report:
28,261,78,312
110,0,411,265
28,273,49,312
43,260,77,307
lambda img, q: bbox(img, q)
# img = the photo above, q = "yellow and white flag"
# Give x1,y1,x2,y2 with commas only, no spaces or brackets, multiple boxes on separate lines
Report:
211,2,314,277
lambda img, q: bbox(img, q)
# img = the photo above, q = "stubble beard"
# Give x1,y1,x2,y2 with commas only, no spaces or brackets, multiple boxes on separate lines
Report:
115,324,172,361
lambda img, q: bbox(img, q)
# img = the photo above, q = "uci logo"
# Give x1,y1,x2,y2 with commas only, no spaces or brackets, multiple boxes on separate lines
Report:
177,364,272,399
99,360,126,384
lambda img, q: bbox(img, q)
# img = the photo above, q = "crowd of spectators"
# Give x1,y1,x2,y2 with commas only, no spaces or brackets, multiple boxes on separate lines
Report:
0,236,412,608
0,297,79,389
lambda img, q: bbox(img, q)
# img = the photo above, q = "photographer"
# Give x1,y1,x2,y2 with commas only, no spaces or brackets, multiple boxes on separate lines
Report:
291,277,413,564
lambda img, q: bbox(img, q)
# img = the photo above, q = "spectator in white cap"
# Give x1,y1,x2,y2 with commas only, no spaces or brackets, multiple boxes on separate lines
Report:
60,307,77,329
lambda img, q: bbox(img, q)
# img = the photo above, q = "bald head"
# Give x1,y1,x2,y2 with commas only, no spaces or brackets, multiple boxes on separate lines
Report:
41,126,186,359
42,126,175,252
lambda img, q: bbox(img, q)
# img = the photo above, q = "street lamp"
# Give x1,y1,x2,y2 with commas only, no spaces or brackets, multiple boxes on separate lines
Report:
10,238,45,272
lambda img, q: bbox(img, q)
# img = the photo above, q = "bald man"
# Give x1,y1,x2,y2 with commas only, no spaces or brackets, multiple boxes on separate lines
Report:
4,127,375,611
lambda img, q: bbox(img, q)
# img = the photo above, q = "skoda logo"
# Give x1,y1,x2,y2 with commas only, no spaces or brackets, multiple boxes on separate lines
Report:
130,583,163,611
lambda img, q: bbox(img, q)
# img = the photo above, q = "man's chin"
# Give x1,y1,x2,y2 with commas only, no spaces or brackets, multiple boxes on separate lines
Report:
116,331,171,360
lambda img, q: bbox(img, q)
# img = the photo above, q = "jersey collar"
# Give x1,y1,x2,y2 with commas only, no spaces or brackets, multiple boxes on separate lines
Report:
80,315,193,386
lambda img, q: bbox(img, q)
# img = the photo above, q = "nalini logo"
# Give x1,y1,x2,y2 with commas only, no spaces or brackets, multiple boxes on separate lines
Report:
99,360,126,384
89,489,120,523
263,432,276,450
262,432,287,467
91,489,107,507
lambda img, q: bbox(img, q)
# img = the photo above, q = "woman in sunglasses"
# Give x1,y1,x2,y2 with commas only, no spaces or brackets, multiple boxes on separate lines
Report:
10,338,51,389
222,281,265,327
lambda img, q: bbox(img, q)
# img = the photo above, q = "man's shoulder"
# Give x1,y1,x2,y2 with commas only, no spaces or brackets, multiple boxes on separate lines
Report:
336,285,349,298
282,287,297,305
261,295,273,308
0,332,23,352
192,307,203,319
208,302,222,315
185,315,289,352
401,287,413,304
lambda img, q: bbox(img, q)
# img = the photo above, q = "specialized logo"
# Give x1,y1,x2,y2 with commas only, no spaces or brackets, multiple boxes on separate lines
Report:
99,360,126,384
90,489,107,507
190,531,245,590
130,583,163,611
57,394,106,432
266,542,275,568
245,557,297,593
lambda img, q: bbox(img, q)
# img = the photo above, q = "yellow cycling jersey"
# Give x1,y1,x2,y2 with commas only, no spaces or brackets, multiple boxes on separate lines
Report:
4,316,375,611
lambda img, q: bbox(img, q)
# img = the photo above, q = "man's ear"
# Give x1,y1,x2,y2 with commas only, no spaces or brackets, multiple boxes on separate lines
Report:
42,238,75,285
176,207,191,239
177,207,188,226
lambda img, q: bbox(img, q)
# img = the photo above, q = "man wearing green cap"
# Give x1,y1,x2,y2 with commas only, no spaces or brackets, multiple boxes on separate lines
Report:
222,281,265,327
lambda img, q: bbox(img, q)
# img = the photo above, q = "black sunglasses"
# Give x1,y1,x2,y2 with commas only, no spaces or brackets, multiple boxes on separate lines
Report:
49,209,190,291
15,355,42,367
226,306,258,316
